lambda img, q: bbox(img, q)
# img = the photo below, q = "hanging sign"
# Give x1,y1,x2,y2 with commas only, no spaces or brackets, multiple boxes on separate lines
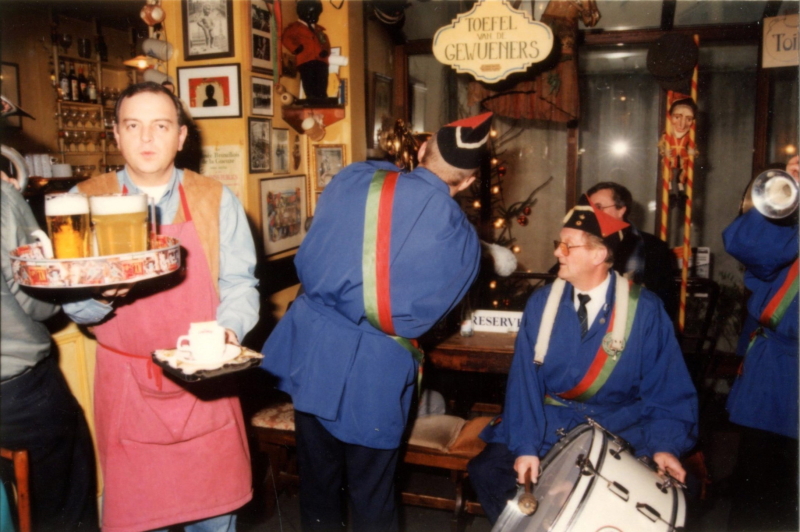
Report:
763,14,799,68
432,0,554,84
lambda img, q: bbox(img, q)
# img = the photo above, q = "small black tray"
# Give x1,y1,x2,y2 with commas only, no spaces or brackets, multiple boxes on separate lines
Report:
152,346,263,382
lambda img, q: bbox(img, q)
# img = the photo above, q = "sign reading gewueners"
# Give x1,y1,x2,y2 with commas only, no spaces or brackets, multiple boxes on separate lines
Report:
432,0,554,84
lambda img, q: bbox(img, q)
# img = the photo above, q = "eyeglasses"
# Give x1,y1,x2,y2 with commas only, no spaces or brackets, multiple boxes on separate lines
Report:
553,240,588,256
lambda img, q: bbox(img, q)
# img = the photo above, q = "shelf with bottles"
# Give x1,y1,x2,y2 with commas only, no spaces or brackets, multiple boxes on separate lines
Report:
56,56,101,106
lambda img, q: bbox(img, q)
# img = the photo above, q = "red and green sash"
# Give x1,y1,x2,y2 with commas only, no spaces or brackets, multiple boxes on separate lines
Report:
758,259,799,330
362,170,424,386
546,282,641,405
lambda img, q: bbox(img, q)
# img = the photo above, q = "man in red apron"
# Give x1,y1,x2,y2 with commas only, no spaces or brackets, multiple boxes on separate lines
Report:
64,82,259,532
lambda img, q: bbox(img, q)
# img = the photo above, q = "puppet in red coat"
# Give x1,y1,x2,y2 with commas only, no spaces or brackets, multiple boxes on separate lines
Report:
282,0,331,102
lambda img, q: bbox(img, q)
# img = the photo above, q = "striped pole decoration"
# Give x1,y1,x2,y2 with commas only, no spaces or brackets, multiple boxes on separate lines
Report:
659,91,674,242
678,34,700,332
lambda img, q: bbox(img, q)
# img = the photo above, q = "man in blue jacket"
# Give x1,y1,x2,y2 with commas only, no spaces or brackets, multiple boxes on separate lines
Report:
261,113,491,531
724,155,798,532
469,194,698,523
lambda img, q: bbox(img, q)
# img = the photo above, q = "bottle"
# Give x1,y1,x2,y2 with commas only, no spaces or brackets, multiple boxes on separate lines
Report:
69,62,80,102
78,67,88,103
96,35,108,63
58,60,70,101
86,70,98,104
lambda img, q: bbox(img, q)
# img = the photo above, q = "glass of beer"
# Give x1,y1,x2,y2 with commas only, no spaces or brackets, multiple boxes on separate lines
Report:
89,194,149,256
44,193,91,259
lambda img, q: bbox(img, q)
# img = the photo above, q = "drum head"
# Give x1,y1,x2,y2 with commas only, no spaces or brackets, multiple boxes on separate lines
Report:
493,427,596,532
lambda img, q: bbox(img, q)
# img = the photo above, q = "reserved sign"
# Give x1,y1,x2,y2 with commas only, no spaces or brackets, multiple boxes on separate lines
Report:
432,0,554,83
470,309,523,333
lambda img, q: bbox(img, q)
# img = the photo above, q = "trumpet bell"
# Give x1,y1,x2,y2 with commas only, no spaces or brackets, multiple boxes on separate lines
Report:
751,169,799,219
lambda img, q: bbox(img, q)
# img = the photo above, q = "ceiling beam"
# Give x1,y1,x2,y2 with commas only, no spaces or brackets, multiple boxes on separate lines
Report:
660,0,676,31
763,1,784,18
582,23,761,47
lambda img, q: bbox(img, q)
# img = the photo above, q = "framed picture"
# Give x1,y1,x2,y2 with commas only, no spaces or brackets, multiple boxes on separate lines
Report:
182,0,234,61
260,175,306,256
251,76,273,116
310,144,345,193
177,64,241,119
249,117,272,173
369,73,393,149
248,0,274,74
272,128,290,174
1,62,21,129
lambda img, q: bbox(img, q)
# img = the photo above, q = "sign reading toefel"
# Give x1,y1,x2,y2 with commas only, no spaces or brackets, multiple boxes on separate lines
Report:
432,0,554,84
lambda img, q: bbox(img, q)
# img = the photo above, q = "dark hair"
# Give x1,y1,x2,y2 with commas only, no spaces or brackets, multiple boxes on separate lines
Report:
115,81,187,127
669,97,697,117
586,181,633,221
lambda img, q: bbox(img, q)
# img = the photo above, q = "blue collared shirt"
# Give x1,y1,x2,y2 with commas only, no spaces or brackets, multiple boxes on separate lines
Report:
63,168,259,341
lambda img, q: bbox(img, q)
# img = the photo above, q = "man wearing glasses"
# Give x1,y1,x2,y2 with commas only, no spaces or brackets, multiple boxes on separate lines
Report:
468,194,698,524
587,182,677,318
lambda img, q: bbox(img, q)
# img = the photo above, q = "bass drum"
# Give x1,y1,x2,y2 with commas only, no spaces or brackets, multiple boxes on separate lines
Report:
492,421,686,532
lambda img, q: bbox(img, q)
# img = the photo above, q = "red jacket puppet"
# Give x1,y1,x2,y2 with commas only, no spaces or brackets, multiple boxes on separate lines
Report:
282,0,331,101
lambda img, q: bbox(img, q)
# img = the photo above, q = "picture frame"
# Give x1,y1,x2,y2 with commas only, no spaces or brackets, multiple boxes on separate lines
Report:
248,0,274,74
1,62,21,129
182,0,235,61
272,128,290,174
251,76,273,116
177,63,242,119
249,117,272,173
369,73,393,149
310,144,345,193
260,175,306,256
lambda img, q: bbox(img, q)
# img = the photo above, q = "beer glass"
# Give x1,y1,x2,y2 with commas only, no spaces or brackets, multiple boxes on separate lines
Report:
90,194,149,256
44,193,91,259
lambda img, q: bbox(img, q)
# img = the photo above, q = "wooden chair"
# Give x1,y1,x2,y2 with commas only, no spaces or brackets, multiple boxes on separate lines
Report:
675,277,721,391
0,448,31,532
250,402,490,532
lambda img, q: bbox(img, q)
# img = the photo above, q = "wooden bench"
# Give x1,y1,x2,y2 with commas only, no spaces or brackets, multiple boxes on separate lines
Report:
251,400,490,532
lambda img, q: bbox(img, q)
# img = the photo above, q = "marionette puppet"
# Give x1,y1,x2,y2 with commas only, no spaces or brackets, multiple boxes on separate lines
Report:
659,96,698,197
281,0,336,106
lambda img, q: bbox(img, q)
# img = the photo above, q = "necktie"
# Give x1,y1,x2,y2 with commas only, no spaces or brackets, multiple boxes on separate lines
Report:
577,294,591,337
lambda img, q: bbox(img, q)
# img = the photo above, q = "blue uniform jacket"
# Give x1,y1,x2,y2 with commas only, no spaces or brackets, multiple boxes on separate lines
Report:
261,161,481,449
723,209,798,439
482,272,698,458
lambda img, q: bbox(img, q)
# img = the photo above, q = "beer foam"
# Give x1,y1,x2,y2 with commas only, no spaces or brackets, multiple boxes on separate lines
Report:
89,194,148,215
45,194,89,216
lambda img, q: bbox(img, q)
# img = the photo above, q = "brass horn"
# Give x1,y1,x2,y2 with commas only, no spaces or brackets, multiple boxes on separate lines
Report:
749,169,799,219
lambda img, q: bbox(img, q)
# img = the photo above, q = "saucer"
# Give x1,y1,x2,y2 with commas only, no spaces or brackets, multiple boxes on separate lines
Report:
153,345,263,381
173,344,241,366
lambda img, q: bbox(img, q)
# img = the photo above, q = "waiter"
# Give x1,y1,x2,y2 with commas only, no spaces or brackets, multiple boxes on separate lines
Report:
469,194,698,523
260,113,491,531
63,82,259,532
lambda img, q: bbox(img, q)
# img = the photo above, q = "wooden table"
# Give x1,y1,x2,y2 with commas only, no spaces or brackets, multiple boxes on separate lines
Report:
424,330,517,374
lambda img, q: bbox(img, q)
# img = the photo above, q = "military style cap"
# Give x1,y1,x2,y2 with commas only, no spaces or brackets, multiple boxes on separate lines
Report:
436,112,493,170
563,194,630,250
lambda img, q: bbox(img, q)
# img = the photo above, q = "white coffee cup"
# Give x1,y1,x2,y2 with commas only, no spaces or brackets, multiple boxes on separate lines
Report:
177,321,226,363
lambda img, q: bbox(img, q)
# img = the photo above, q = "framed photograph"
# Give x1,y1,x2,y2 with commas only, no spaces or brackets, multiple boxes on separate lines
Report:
369,73,393,149
1,62,21,129
310,144,345,193
260,175,306,256
248,0,274,74
182,0,234,61
249,117,272,173
251,76,273,116
272,128,290,174
177,64,241,119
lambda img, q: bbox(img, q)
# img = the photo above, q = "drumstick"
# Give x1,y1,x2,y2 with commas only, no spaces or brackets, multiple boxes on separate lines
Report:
517,470,538,515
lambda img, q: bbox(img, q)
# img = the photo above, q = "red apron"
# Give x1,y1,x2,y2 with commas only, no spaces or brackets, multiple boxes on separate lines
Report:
92,185,252,532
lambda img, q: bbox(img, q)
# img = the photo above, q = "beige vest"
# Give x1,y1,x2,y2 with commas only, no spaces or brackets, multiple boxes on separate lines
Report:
77,170,222,294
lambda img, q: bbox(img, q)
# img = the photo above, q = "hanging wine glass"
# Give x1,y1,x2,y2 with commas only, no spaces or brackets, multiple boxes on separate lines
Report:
60,34,73,54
